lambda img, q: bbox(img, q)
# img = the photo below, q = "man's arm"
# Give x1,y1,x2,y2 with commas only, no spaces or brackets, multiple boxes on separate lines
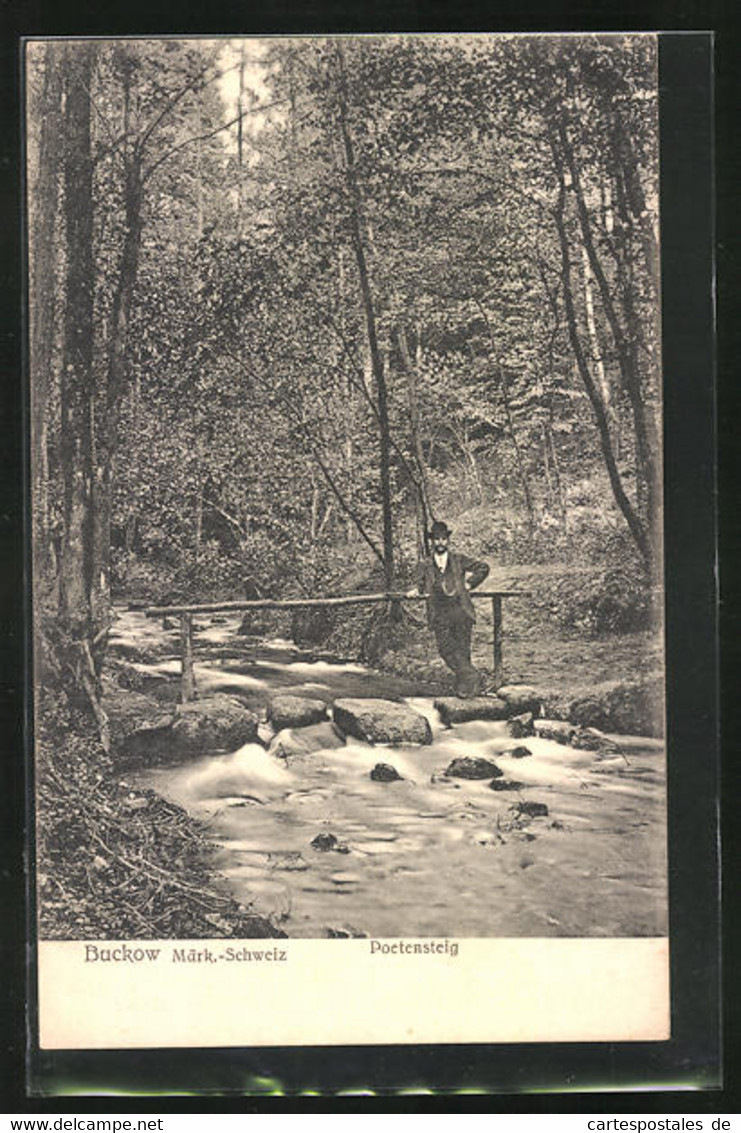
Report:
459,553,489,591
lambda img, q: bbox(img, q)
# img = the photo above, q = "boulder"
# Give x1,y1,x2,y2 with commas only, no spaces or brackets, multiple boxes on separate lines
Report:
370,762,403,782
268,721,345,760
120,694,259,763
333,698,432,746
268,694,328,732
541,675,664,737
434,696,509,725
104,685,166,746
533,719,576,745
489,779,524,791
444,757,503,780
496,684,542,715
506,711,534,739
571,726,621,754
500,745,532,759
311,833,338,851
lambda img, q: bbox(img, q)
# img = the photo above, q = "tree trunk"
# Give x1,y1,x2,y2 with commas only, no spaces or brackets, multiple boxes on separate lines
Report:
553,174,650,566
236,43,246,233
57,43,111,749
335,42,395,592
28,46,64,586
560,119,660,576
92,61,146,660
397,324,433,546
581,244,612,423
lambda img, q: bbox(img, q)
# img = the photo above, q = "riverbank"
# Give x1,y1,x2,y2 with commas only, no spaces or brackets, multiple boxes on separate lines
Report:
35,692,285,941
368,564,664,737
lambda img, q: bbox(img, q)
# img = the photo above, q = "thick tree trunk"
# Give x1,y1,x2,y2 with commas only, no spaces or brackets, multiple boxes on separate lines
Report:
92,94,145,659
29,46,64,587
57,43,110,749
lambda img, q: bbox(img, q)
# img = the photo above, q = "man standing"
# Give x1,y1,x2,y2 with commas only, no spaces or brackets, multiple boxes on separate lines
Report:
415,520,490,696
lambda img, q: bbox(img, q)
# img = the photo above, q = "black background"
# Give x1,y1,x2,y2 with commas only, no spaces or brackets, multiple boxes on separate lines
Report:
1,0,735,1111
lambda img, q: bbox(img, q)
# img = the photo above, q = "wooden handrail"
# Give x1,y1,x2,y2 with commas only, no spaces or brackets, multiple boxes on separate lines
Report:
142,590,532,702
144,590,530,617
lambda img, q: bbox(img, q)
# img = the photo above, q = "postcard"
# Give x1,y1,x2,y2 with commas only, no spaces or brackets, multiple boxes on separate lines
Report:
27,32,690,1058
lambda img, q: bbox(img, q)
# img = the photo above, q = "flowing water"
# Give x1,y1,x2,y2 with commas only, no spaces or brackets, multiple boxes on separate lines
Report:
117,612,667,940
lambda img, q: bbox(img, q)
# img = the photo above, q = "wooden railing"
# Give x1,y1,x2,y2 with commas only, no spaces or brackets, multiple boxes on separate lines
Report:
145,591,530,702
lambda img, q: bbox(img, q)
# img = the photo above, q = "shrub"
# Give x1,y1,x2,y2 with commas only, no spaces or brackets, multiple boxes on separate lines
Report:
539,564,652,636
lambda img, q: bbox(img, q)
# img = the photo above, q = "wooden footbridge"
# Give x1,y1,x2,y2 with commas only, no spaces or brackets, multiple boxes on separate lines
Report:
144,591,530,702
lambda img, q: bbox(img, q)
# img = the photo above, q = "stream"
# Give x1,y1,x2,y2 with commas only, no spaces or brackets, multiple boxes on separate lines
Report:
116,611,668,940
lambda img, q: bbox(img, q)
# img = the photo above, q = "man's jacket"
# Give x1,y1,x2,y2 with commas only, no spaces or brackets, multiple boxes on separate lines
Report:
419,551,490,628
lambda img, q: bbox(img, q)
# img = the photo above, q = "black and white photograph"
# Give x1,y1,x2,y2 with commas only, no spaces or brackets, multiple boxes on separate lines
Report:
27,32,671,1048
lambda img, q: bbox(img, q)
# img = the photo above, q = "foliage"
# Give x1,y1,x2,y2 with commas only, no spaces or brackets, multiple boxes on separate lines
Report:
30,34,663,657
536,534,652,636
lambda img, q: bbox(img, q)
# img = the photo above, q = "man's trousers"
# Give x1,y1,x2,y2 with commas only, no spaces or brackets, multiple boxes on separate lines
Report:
432,605,479,696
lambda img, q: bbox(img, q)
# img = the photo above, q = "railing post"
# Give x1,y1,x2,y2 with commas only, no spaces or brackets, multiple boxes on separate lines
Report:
180,613,195,703
491,595,503,689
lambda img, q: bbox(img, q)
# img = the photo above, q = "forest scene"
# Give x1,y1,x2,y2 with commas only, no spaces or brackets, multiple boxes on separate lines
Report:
28,35,666,942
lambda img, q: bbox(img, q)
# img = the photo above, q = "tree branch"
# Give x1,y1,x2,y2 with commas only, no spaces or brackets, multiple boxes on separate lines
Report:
142,97,291,183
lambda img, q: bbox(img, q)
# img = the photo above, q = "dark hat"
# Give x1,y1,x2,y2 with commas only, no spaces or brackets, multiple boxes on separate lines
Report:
429,520,452,539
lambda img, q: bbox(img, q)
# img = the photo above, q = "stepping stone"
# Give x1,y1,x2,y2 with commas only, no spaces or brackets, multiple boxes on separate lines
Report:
333,698,432,745
120,694,258,762
435,696,509,725
571,726,621,753
269,721,345,759
268,694,328,732
496,685,542,715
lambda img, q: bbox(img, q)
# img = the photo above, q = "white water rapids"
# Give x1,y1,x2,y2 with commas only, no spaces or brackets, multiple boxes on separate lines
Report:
116,611,667,939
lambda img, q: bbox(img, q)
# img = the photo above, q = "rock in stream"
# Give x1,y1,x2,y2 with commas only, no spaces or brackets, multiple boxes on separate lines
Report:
444,756,504,780
434,696,509,725
119,694,259,763
268,694,328,732
333,698,432,745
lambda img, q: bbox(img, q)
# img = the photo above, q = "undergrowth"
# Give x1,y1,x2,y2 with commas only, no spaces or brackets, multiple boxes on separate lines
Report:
35,691,285,940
